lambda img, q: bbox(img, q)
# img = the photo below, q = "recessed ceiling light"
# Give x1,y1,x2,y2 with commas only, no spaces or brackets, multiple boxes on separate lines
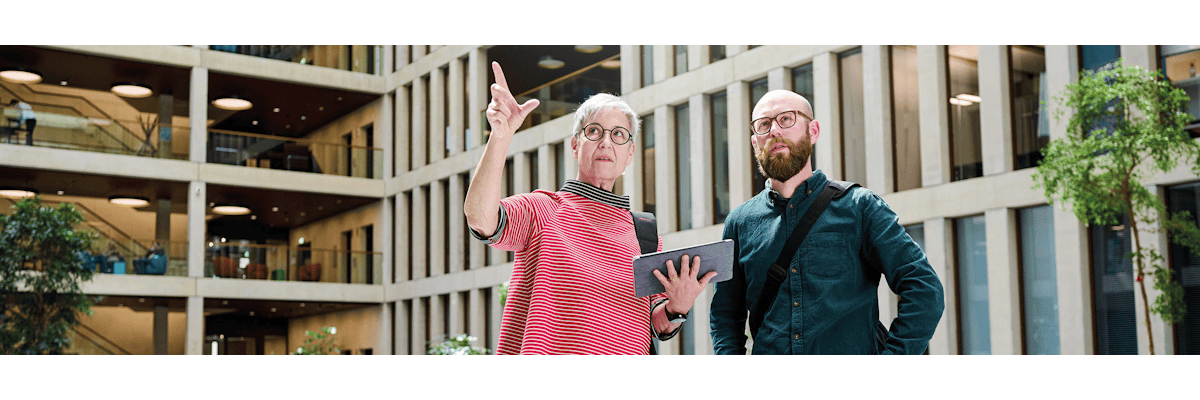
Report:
600,59,621,70
336,97,342,101
318,106,324,111
109,196,150,207
273,108,280,113
574,45,603,54
0,187,38,198
88,118,112,126
250,215,257,220
222,300,228,305
0,69,42,84
57,190,64,195
139,298,145,303
285,125,290,129
212,97,253,111
60,81,68,86
249,311,255,316
300,303,305,307
955,93,982,103
537,55,565,69
252,120,258,125
270,308,276,312
300,116,306,120
213,205,251,215
272,207,278,212
111,83,153,98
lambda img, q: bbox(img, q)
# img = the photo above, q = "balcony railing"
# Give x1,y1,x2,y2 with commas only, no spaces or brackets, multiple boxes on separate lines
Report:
205,242,381,284
83,240,188,277
2,108,189,159
208,45,384,75
207,129,382,178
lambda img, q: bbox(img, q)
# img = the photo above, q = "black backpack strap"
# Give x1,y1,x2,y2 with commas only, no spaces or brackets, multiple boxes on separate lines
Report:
631,210,659,355
748,180,858,339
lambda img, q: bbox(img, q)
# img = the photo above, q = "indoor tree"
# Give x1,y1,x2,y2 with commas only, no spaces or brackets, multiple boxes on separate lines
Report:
1033,59,1200,354
0,197,98,355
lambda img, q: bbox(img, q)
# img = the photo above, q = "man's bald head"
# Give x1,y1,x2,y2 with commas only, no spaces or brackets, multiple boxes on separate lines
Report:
753,90,813,121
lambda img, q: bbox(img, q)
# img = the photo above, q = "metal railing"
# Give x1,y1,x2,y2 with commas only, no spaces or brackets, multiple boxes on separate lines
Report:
205,241,381,284
209,45,383,75
208,128,382,179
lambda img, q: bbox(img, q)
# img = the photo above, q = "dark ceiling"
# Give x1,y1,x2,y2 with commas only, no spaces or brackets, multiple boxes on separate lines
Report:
0,45,378,139
92,295,373,320
487,45,621,97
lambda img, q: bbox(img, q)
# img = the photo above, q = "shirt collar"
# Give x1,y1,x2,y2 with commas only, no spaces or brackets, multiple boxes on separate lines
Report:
560,179,631,210
767,170,828,207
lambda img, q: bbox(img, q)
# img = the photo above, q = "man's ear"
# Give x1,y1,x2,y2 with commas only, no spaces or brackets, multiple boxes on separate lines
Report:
570,135,579,158
808,120,821,144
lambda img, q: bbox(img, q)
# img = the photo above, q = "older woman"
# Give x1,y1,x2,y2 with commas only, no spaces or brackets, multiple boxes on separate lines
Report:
465,62,715,354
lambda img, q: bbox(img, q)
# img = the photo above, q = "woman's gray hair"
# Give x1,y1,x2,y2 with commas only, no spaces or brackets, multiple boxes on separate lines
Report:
570,93,640,141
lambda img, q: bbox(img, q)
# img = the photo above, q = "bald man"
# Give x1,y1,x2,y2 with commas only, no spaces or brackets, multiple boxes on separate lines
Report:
709,90,944,355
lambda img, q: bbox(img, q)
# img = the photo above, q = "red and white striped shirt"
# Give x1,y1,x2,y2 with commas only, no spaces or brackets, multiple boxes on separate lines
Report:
486,180,664,354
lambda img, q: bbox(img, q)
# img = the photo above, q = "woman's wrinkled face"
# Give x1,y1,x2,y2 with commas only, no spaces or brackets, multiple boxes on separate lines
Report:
572,107,636,189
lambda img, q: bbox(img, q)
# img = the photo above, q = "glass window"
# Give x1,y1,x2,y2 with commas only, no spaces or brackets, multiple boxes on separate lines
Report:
1159,46,1200,137
1078,45,1122,140
675,103,692,231
554,142,566,188
528,149,539,191
675,46,688,76
1091,215,1137,354
948,45,982,182
710,46,726,63
1167,182,1200,354
711,92,730,223
1011,46,1049,170
642,114,656,215
750,78,770,195
956,214,990,354
840,48,866,184
1019,205,1059,354
642,45,655,87
463,57,474,150
442,66,451,157
792,64,817,172
891,45,922,191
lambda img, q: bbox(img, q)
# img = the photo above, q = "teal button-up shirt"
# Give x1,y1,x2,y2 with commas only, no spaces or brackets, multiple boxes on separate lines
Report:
710,170,944,354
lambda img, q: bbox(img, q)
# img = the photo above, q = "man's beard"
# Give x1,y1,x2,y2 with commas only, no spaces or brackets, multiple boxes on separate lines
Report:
754,129,812,182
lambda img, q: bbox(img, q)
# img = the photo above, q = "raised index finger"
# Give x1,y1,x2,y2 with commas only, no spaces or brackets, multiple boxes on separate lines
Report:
492,61,510,91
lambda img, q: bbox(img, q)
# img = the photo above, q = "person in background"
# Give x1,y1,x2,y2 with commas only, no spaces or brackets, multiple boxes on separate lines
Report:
9,99,36,146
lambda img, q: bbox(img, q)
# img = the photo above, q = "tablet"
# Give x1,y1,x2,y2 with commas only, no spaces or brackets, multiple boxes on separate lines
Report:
631,239,735,297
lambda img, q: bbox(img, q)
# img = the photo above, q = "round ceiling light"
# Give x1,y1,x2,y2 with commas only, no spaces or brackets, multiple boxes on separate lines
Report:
0,69,42,84
212,97,253,111
111,83,153,98
600,59,622,70
109,196,150,207
0,187,38,199
574,45,603,54
537,56,565,70
213,205,251,215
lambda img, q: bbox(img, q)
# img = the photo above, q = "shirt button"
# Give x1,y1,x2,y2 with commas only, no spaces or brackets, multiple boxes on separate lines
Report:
808,189,812,194
793,334,800,340
793,301,799,307
791,268,797,274
789,204,793,209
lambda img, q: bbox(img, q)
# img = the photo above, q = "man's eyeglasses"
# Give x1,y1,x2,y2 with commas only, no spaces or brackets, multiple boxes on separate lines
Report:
580,123,633,145
750,110,813,135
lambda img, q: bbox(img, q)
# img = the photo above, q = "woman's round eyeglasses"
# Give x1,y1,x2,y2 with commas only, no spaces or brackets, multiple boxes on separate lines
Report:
580,123,633,145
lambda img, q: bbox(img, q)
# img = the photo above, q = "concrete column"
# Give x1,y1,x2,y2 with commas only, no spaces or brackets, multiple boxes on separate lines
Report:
691,285,715,355
621,45,640,95
431,67,446,163
563,136,579,185
626,121,643,212
414,45,427,59
727,45,748,57
412,297,426,355
924,218,957,355
430,182,445,277
185,296,203,355
449,176,465,274
413,185,428,279
653,46,670,83
689,93,713,228
1053,206,1093,355
767,66,788,91
396,192,410,282
448,291,464,337
469,289,485,344
157,94,173,159
380,93,393,180
727,81,752,206
155,199,171,244
380,196,393,285
654,105,676,233
1136,185,1172,354
813,52,841,178
153,304,168,355
412,76,428,168
986,208,1022,354
918,45,951,186
395,300,410,354
863,45,894,194
383,46,394,76
449,58,465,156
468,48,488,150
396,85,411,174
1045,46,1079,142
514,149,531,195
979,45,1014,176
690,45,709,71
1121,45,1158,71
377,303,392,355
187,181,205,278
189,67,207,163
396,46,411,69
490,286,503,351
537,144,554,192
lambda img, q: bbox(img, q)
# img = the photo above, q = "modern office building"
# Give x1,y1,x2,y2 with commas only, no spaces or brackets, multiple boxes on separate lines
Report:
2,45,1198,355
